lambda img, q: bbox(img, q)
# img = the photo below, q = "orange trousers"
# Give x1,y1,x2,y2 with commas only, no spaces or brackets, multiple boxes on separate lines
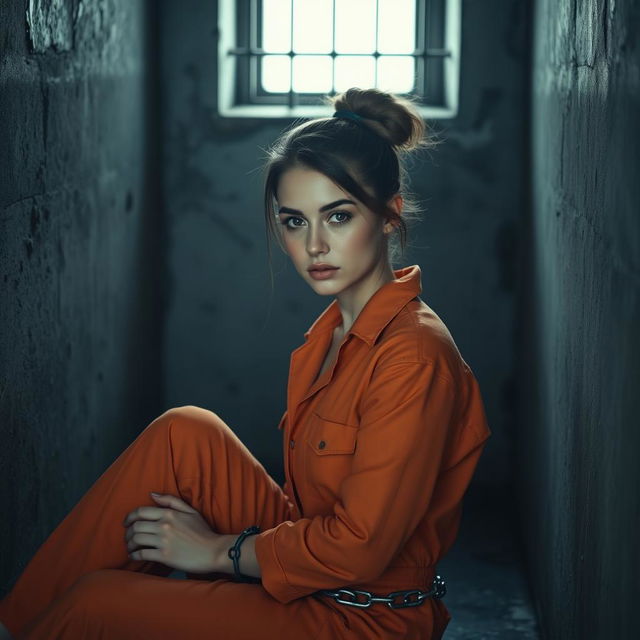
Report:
0,406,348,639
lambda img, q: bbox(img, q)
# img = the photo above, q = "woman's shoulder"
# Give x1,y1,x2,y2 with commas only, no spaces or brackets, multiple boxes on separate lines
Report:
373,297,470,383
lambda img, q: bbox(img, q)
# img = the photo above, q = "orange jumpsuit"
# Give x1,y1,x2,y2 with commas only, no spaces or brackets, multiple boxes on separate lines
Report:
0,264,491,639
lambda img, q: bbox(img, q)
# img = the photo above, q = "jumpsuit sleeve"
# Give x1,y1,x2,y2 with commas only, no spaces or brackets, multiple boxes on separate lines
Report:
254,360,486,603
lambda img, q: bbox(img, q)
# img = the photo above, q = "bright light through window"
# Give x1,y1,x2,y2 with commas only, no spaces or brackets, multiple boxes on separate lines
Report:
218,0,462,118
261,0,417,94
335,0,376,54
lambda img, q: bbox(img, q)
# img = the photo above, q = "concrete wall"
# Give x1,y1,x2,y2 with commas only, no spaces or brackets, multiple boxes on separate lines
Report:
161,0,528,490
0,0,164,594
519,0,640,637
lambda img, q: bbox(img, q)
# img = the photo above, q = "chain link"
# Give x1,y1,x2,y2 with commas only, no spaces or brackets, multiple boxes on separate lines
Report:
317,574,446,609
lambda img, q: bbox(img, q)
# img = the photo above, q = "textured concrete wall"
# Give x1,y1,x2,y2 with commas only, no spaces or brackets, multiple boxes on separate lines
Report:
519,0,640,637
160,0,527,489
0,0,164,594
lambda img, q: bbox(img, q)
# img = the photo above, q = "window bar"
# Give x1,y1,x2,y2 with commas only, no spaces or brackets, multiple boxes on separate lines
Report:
250,0,257,50
250,0,258,102
374,0,379,88
331,0,336,95
288,0,295,108
229,48,449,58
418,0,427,99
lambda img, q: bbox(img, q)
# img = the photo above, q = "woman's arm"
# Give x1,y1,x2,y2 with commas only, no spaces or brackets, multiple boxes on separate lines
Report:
209,363,490,594
253,360,479,604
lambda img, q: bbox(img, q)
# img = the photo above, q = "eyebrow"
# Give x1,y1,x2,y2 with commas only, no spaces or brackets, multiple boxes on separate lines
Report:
278,199,356,215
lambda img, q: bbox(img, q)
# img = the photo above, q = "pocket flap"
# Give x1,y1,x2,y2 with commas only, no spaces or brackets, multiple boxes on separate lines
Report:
306,413,358,455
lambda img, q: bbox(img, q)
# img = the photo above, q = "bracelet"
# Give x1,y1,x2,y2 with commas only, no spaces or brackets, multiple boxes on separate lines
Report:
227,525,261,583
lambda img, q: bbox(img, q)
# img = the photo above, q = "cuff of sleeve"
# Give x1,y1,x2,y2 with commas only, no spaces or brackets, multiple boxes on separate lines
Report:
254,522,309,604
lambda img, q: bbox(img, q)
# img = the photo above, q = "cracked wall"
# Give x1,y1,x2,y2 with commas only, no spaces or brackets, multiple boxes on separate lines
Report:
0,0,164,593
519,0,640,637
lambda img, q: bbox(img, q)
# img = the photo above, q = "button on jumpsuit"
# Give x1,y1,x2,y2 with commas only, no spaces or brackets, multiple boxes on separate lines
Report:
0,265,491,639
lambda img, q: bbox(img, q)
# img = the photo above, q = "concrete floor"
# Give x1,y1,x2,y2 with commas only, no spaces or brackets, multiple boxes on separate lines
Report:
437,487,539,639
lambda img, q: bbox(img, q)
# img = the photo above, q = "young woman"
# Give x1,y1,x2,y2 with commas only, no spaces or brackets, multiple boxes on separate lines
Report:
0,87,491,639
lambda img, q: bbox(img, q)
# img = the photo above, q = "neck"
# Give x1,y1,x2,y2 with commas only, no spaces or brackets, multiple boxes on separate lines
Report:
335,260,396,334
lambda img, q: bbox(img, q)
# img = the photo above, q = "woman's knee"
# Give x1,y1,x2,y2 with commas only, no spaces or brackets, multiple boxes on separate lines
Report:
154,405,231,442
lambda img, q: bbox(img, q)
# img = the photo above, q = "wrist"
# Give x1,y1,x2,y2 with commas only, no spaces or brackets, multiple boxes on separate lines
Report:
227,526,261,582
213,534,238,573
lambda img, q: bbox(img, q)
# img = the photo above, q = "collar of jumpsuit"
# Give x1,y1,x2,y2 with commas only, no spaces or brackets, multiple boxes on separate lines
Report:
282,264,423,418
303,264,422,346
255,261,492,628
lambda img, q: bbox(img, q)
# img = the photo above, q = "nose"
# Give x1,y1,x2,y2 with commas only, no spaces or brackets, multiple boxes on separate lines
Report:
305,221,329,256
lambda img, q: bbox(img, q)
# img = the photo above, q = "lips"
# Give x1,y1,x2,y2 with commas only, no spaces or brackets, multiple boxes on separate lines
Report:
308,264,338,272
308,265,339,281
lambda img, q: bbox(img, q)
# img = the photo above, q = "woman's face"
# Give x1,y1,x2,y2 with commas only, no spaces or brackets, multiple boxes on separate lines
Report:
275,166,397,299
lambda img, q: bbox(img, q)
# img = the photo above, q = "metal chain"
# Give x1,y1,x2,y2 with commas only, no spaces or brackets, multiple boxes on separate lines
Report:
317,574,446,609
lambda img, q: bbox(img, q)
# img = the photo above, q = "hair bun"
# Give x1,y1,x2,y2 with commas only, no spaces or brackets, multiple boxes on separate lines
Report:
330,87,427,151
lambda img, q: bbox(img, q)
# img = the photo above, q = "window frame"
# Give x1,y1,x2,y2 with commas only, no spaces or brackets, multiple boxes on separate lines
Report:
218,0,461,119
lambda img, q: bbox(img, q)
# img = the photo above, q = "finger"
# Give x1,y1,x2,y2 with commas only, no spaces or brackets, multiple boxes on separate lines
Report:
150,493,197,514
124,519,162,543
128,532,160,553
129,547,164,563
122,505,166,527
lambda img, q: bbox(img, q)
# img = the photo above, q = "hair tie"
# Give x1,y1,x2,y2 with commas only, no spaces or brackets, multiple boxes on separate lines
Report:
332,110,364,124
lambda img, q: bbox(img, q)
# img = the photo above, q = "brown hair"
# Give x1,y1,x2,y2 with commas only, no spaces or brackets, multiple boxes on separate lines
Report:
262,87,441,279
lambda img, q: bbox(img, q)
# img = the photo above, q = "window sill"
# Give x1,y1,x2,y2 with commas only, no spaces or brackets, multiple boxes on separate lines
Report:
217,103,458,120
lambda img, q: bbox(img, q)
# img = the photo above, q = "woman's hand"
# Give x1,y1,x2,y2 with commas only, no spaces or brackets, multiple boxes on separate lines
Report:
122,492,220,573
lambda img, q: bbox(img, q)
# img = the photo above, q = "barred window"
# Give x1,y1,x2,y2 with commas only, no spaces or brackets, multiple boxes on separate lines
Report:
218,0,461,118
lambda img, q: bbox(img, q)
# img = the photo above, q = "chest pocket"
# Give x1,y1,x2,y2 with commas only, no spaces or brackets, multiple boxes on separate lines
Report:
303,412,358,505
305,412,358,454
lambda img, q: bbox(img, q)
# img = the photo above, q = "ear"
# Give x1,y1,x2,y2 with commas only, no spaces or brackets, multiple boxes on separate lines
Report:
383,194,403,235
